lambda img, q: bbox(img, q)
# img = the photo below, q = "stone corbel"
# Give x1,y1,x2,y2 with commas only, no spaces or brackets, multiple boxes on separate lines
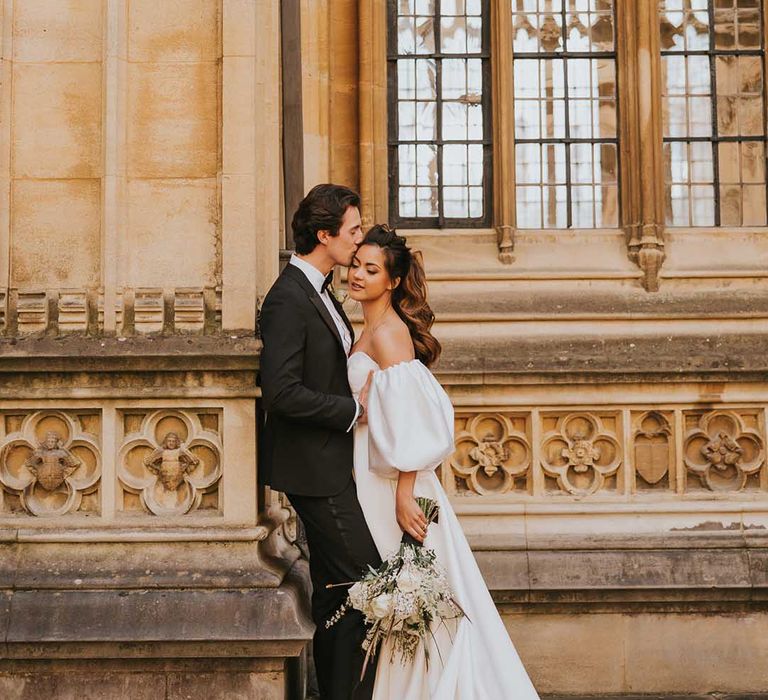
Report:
627,222,666,292
496,225,515,264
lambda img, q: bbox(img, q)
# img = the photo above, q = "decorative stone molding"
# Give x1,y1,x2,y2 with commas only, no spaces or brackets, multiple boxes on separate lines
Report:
450,413,531,495
683,410,765,491
628,223,666,293
0,411,101,516
541,413,622,496
16,290,47,333
632,411,674,490
118,410,222,515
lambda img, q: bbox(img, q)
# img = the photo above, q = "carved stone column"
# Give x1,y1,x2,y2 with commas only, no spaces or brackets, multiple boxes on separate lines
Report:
492,0,516,263
624,0,666,292
358,0,388,228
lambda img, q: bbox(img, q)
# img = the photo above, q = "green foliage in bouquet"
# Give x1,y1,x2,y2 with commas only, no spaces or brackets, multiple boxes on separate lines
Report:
325,497,466,679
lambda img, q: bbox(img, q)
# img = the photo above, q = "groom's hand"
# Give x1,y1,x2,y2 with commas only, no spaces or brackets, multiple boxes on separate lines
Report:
357,370,374,425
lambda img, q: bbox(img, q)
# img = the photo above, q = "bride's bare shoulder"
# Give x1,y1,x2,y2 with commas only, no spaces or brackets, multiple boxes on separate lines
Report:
371,316,414,369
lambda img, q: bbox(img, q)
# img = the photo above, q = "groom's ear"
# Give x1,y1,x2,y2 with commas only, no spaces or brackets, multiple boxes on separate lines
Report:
316,229,330,246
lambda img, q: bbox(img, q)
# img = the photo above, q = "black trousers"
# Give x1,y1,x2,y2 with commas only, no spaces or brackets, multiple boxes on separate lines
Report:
288,478,382,700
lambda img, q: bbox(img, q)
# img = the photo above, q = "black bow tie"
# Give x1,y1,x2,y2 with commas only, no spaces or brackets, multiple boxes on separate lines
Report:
321,271,334,294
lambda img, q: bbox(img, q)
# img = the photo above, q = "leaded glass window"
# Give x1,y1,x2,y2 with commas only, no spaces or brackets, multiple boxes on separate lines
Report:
661,0,767,226
512,0,619,229
389,0,492,227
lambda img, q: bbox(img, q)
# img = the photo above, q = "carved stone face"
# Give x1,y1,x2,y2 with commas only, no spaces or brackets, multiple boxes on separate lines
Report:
43,432,60,451
163,433,180,450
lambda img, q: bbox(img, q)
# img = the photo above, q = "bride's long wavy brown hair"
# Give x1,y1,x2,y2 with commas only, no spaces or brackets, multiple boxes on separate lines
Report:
361,225,441,367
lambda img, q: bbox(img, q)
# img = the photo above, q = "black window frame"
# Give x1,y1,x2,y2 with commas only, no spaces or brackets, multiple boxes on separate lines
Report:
387,0,494,229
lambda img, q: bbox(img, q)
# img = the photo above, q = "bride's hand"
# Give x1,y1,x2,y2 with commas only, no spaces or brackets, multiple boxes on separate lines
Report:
396,492,428,543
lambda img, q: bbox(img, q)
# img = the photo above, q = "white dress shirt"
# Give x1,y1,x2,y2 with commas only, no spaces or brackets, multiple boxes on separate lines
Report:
289,254,360,431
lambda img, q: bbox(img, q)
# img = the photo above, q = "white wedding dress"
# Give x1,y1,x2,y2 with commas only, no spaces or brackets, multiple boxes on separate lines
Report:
348,352,540,700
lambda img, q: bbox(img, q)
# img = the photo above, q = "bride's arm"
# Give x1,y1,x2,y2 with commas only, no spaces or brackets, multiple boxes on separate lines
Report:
371,323,426,541
396,471,428,543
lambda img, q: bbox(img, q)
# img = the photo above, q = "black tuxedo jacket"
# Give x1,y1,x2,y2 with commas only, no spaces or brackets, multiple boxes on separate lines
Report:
258,263,358,497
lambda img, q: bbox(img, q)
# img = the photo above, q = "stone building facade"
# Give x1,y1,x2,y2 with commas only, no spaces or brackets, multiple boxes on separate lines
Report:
0,0,767,697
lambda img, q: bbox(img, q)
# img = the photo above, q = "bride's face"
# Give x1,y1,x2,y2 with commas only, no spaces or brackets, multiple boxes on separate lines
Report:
348,244,398,302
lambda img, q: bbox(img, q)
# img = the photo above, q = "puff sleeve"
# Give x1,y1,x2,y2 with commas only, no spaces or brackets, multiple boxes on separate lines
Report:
366,360,455,479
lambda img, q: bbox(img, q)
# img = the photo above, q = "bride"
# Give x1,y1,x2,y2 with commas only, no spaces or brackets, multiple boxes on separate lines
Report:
346,225,540,700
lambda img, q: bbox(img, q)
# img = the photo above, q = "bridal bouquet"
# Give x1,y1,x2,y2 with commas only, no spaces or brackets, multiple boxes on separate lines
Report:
326,497,465,677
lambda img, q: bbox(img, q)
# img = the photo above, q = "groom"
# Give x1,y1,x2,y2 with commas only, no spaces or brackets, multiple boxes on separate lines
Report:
259,184,381,698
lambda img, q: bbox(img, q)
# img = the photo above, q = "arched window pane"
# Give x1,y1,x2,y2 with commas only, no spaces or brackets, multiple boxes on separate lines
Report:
661,0,767,227
389,0,491,227
512,0,619,229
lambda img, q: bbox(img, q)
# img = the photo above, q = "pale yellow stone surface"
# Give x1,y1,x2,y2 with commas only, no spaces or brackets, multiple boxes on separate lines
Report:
505,611,768,694
12,62,103,178
127,62,218,178
124,178,218,288
222,0,256,57
503,613,627,694
128,0,219,63
13,0,104,63
11,179,100,288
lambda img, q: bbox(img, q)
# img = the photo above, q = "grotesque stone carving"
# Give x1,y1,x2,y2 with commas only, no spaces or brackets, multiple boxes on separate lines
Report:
451,414,531,495
118,410,222,516
684,411,764,491
541,413,622,496
0,413,101,516
143,432,200,491
25,431,81,491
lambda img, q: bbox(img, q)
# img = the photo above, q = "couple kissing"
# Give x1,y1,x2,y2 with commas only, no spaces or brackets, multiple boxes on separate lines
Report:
259,184,539,700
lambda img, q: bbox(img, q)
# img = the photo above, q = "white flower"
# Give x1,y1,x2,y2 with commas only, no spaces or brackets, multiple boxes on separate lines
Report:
371,593,393,619
349,581,368,610
396,567,421,593
331,286,348,304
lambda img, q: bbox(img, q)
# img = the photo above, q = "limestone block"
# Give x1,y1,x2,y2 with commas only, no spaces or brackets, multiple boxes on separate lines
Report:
623,613,768,692
222,0,257,57
0,673,162,700
11,179,101,288
127,62,218,178
12,63,102,179
166,672,283,700
125,178,218,288
12,0,104,63
500,612,628,694
128,0,219,63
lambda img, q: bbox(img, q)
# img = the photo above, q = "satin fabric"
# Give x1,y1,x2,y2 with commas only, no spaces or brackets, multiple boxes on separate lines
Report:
348,353,540,700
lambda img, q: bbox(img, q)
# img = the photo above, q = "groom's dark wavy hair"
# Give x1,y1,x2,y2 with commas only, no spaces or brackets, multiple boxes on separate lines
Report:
291,184,361,254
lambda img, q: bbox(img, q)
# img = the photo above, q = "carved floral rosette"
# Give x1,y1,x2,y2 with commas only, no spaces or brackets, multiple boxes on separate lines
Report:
118,410,222,516
450,414,531,495
683,410,764,491
0,412,101,516
541,413,622,496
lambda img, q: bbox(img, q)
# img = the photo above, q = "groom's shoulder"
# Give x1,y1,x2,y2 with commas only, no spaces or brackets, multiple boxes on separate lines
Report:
262,268,305,313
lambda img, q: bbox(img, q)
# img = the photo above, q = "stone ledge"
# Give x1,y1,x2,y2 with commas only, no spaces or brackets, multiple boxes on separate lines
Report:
0,538,291,590
0,562,313,660
0,335,260,372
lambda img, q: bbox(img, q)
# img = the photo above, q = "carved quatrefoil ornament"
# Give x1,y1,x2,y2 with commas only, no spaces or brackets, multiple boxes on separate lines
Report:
451,414,531,495
541,413,622,496
0,412,101,516
118,410,222,516
683,411,764,491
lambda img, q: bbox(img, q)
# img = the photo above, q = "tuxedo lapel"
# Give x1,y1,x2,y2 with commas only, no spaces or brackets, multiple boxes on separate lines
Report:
283,264,346,354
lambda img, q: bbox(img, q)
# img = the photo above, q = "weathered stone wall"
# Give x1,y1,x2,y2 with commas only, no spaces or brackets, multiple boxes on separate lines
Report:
1,0,767,697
